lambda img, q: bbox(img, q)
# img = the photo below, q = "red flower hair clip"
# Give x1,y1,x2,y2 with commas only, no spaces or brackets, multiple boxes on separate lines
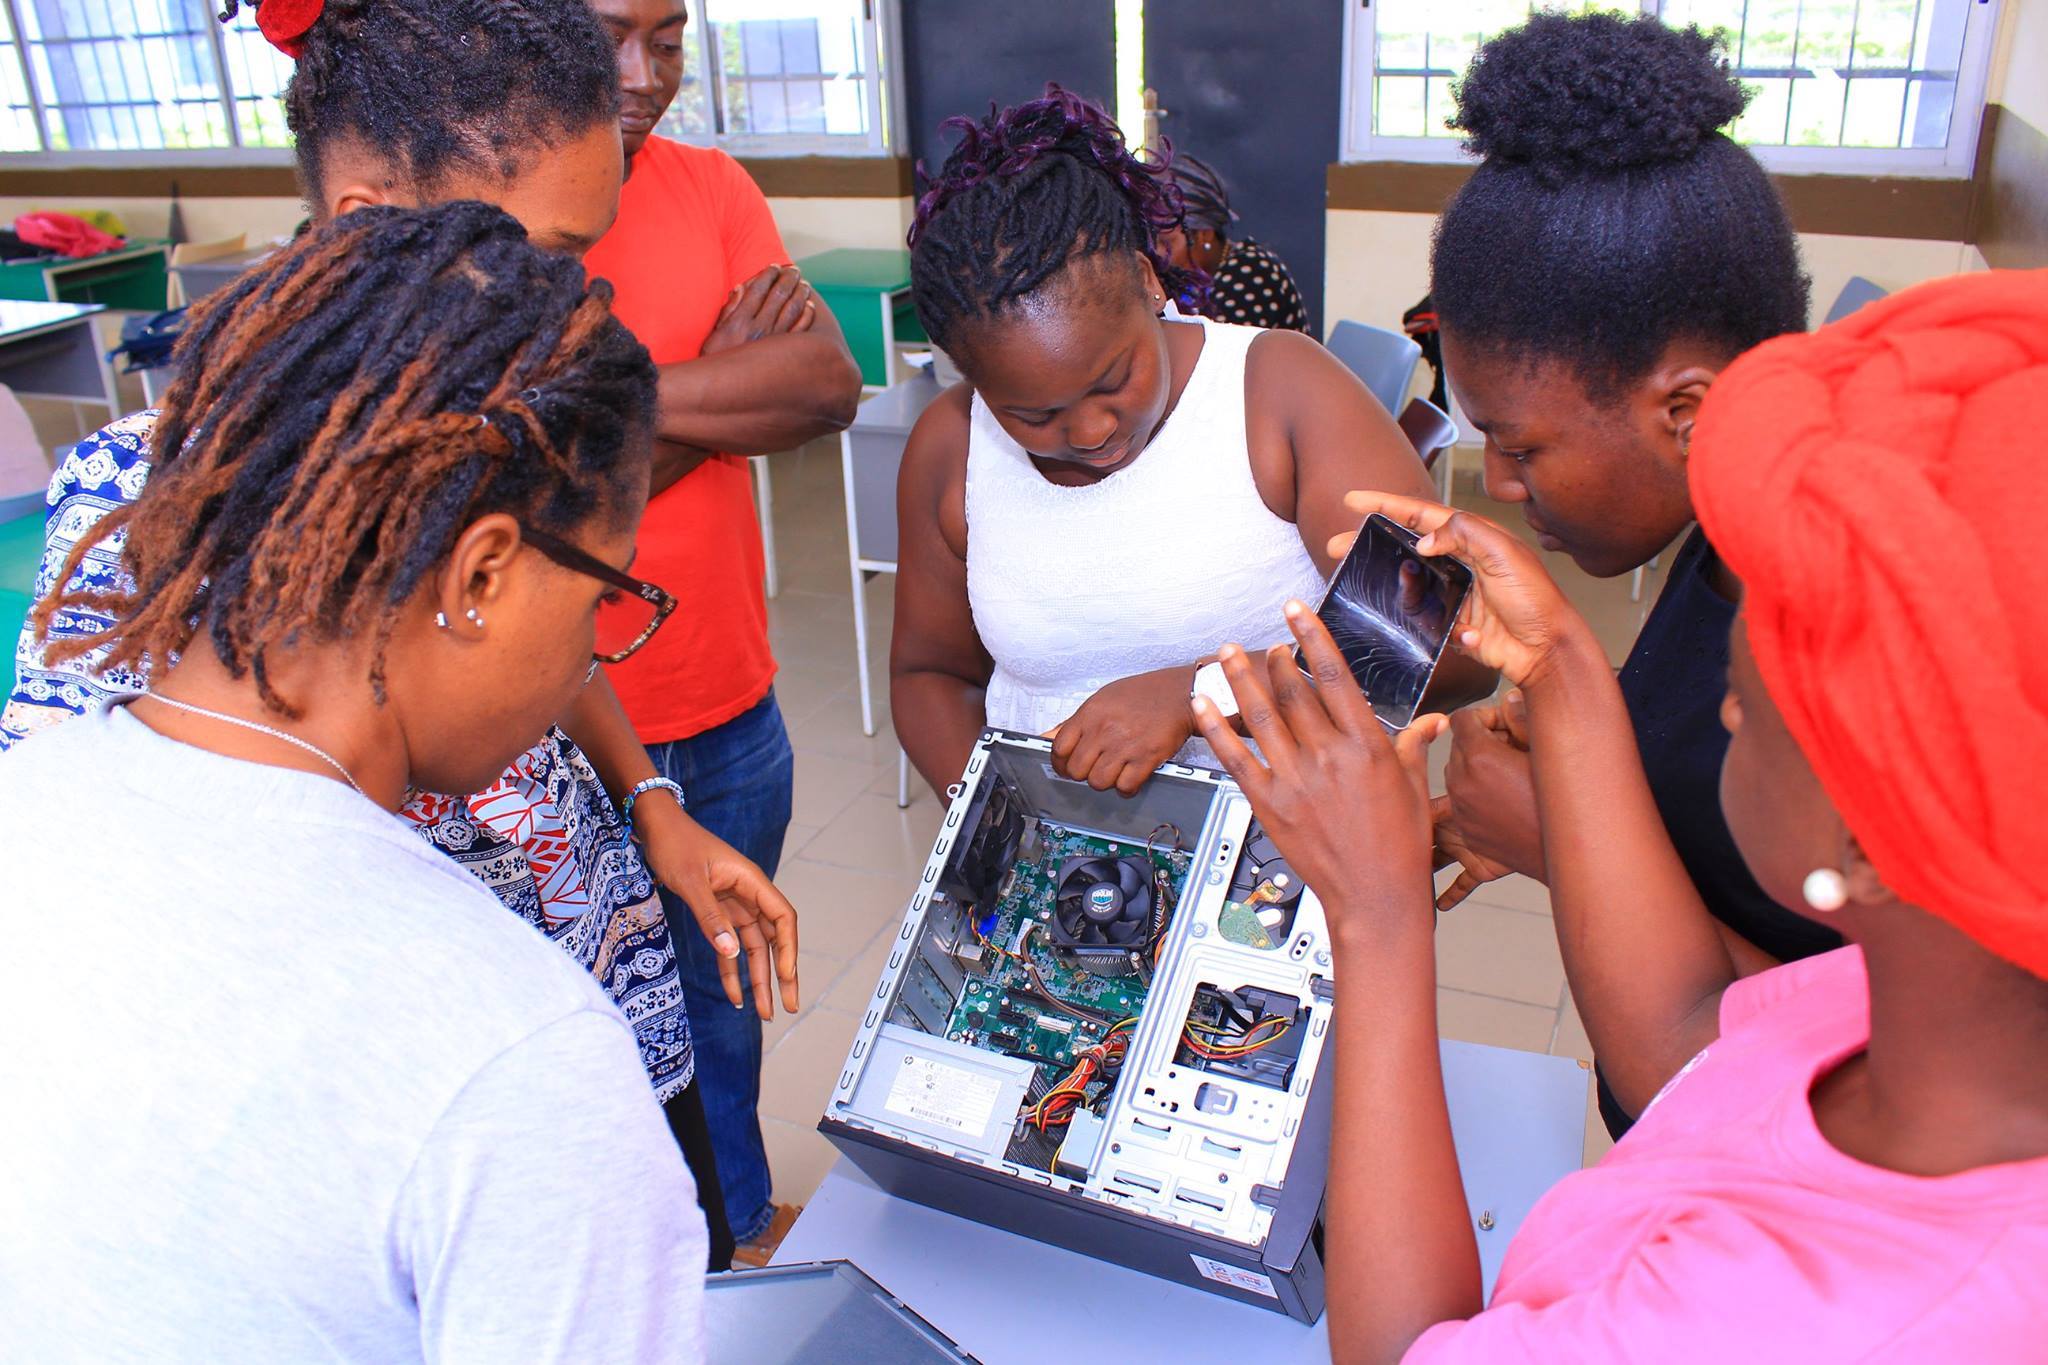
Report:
254,0,324,59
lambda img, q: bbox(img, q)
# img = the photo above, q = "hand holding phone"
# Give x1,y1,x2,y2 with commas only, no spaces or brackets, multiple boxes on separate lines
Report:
1298,512,1473,729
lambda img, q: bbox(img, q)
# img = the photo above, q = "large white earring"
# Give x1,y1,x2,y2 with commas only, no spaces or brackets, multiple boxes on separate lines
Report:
1802,868,1848,912
434,611,450,630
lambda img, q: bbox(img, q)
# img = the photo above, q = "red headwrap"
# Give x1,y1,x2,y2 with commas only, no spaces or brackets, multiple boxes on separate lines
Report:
254,0,324,59
1691,269,2048,977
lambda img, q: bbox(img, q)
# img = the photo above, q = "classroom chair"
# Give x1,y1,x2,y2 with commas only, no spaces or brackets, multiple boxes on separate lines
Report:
1396,395,1460,503
166,234,249,309
1823,276,1889,326
1325,319,1423,416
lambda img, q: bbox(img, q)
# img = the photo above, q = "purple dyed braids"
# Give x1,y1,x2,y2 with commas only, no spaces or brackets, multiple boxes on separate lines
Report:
907,83,1208,349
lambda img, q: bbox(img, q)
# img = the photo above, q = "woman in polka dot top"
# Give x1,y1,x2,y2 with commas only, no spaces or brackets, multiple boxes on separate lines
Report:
1155,153,1311,333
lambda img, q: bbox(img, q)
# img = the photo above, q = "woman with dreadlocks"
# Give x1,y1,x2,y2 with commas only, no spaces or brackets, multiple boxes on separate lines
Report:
0,201,708,1361
0,0,796,1270
891,86,1489,797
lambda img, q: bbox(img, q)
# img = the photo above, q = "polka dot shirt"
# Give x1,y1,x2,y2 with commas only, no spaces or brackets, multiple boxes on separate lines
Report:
1197,237,1309,333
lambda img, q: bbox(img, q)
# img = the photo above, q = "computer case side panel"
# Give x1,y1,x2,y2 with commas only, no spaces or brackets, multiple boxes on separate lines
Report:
818,1116,1324,1323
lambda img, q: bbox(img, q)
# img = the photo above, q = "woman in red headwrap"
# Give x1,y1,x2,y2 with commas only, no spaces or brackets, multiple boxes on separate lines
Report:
1190,269,2048,1362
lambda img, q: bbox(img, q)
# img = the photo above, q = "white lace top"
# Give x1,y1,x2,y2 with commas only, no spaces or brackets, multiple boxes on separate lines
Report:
964,317,1327,748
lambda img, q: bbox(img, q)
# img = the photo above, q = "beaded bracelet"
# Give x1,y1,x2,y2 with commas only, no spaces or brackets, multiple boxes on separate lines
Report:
622,776,686,837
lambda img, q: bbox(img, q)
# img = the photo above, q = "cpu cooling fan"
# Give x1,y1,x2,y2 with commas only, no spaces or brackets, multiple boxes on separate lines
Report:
1050,855,1155,970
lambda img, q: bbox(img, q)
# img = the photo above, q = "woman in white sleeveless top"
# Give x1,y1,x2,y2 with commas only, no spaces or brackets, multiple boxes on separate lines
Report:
891,89,1477,796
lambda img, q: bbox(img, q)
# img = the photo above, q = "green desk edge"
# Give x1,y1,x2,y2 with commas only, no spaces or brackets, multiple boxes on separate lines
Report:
0,239,171,310
797,248,924,387
1,508,43,695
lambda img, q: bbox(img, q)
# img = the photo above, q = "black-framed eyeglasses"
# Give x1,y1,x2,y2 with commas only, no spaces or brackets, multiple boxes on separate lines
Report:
522,525,677,665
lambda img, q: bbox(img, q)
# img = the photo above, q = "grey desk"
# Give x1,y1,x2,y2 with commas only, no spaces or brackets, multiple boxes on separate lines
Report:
0,300,117,413
777,1039,1590,1364
168,245,274,304
841,370,944,804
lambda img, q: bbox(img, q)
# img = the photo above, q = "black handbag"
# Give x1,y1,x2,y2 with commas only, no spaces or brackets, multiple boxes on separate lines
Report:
107,307,187,374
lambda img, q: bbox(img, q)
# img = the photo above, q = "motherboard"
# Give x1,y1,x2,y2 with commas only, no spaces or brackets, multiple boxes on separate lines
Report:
942,825,1190,1074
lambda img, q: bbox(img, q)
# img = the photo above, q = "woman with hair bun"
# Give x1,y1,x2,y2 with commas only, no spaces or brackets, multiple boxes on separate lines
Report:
892,86,1491,797
1423,14,1827,1134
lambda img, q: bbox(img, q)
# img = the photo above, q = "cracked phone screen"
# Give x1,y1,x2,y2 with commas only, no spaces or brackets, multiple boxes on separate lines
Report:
1300,515,1471,729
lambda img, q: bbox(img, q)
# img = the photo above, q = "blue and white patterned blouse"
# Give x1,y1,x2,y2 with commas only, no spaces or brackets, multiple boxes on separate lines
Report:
2,413,695,1098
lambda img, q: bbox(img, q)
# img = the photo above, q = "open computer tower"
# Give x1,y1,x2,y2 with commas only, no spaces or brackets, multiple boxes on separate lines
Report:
818,731,1336,1322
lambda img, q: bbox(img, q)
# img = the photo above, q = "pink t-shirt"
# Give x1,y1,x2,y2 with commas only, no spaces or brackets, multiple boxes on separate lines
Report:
1408,947,2048,1361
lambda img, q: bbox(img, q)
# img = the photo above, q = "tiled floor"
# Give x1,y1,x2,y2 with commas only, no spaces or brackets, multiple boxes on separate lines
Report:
750,438,1663,1204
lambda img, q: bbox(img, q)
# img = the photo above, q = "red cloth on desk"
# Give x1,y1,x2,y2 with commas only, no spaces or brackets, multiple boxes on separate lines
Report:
14,212,122,260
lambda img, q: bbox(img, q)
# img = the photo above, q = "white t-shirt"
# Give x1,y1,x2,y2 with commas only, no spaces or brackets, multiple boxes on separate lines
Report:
0,707,707,1363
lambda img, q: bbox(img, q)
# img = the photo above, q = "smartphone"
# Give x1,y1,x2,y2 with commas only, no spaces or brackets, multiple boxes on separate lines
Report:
1298,512,1473,730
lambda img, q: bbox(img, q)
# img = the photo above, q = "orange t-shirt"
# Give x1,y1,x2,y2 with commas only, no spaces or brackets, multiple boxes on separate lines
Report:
585,137,789,744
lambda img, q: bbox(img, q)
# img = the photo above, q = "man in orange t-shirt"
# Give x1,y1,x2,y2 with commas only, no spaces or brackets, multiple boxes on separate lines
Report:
586,0,861,1261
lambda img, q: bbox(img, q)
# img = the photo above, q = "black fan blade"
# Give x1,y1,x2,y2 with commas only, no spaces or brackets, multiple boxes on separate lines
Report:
1115,859,1153,930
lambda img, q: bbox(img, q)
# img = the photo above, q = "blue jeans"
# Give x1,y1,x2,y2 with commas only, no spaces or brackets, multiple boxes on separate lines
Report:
647,692,793,1243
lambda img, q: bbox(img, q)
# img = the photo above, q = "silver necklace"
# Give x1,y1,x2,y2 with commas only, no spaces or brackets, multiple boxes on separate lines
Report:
141,692,367,797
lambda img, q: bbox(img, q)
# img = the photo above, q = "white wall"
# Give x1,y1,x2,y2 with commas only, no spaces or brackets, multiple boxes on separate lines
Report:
0,192,912,259
767,195,912,256
1795,233,1975,312
0,194,307,247
1323,206,1974,456
1324,208,1974,338
1988,0,2048,132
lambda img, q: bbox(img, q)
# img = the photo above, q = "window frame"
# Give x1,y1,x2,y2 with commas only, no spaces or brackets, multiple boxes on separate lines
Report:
0,0,904,167
1339,0,2004,179
0,0,298,166
683,0,898,158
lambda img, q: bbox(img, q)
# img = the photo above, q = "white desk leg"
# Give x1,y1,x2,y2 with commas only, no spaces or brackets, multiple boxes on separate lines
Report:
879,292,898,387
842,433,876,737
1436,443,1455,504
78,317,123,422
896,748,910,809
753,455,779,600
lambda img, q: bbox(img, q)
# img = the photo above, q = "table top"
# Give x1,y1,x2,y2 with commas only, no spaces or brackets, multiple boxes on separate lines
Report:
2,239,169,272
796,247,912,291
776,1039,1589,1363
0,298,105,342
168,245,275,276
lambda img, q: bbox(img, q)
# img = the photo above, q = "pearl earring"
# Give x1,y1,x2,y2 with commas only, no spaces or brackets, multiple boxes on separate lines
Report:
1802,868,1848,912
465,607,485,628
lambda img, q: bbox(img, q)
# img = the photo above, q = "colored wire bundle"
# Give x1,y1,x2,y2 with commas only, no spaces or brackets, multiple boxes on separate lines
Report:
1013,922,1116,1027
1143,824,1182,964
1181,1013,1293,1061
1024,1017,1138,1131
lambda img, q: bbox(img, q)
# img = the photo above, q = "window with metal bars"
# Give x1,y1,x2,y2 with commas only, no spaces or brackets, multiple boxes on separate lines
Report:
1344,0,2002,175
0,0,289,157
654,0,894,156
0,0,896,162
